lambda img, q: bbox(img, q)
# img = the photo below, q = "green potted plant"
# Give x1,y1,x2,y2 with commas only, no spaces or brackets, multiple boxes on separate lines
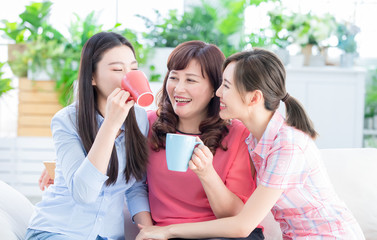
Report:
286,12,336,66
336,21,360,67
0,0,64,79
137,0,270,81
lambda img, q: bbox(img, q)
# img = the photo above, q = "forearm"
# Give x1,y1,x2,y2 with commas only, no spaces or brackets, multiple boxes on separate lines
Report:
199,169,244,218
168,186,282,239
167,215,247,239
87,120,118,174
134,211,153,226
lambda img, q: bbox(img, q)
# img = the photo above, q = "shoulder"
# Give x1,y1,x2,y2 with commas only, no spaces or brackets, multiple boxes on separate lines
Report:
53,102,77,120
227,119,250,139
274,123,310,151
51,103,78,135
147,109,158,125
134,106,149,135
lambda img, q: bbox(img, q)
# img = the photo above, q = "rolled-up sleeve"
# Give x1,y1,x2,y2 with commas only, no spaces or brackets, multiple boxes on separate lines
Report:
125,175,150,219
51,107,108,204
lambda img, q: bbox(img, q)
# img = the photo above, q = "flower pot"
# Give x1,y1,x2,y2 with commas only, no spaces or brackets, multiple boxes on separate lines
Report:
274,48,290,66
302,44,313,66
7,44,28,77
340,53,356,68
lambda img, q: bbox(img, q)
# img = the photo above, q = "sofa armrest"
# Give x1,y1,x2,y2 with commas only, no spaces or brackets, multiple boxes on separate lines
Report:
0,181,34,240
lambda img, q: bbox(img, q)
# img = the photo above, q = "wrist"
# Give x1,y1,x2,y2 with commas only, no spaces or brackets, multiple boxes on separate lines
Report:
101,119,120,136
166,225,175,238
197,166,216,181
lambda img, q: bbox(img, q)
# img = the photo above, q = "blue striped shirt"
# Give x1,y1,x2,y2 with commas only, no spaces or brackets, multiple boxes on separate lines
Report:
28,103,150,240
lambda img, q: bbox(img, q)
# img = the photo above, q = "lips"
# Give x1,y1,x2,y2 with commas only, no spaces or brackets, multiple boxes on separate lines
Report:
220,101,226,110
174,96,192,103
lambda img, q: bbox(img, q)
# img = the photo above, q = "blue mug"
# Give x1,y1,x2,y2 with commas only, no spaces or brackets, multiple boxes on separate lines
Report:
166,133,202,172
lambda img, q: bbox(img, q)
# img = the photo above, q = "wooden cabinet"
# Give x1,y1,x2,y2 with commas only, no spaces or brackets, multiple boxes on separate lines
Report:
17,78,62,136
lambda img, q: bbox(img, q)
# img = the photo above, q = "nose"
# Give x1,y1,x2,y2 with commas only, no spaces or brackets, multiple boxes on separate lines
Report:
174,79,185,93
125,67,132,74
216,85,222,98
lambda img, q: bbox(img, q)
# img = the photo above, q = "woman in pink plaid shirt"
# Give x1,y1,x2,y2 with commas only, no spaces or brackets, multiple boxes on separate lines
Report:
136,48,365,240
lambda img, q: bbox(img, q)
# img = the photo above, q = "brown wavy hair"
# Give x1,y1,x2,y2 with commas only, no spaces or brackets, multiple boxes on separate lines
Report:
77,32,148,185
150,40,229,154
223,48,318,139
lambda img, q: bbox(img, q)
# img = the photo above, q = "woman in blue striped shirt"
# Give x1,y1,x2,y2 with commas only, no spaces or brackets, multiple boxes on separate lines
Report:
25,32,151,240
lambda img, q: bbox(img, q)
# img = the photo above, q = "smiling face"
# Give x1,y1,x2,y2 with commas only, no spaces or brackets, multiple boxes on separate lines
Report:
92,45,138,105
216,61,247,120
166,59,214,122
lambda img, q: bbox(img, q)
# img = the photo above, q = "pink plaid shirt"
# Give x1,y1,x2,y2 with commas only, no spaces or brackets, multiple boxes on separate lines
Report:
246,111,364,239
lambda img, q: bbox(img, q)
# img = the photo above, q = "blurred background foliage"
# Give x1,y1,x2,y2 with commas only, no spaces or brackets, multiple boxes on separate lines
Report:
0,0,373,111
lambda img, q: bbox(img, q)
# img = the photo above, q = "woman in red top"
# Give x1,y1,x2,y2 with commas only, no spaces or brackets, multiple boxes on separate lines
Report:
136,41,263,240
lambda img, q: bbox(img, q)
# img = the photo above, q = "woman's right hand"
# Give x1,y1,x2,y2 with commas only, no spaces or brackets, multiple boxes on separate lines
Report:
104,88,135,130
39,168,54,191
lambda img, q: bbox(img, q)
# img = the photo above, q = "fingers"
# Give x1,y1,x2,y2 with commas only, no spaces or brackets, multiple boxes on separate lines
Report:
199,144,213,159
108,88,122,100
39,169,48,191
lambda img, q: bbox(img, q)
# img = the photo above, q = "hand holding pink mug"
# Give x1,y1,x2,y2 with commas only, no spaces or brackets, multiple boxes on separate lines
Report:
121,70,154,107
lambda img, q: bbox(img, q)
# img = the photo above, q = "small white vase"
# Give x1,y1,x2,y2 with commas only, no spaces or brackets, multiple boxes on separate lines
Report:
340,53,356,68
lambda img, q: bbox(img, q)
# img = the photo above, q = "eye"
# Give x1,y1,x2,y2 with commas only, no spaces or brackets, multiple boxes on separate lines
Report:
113,69,123,72
223,84,229,89
168,76,177,80
187,78,196,83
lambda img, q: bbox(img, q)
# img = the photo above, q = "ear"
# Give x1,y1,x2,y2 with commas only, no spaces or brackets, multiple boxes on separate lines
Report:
245,90,263,106
92,76,96,86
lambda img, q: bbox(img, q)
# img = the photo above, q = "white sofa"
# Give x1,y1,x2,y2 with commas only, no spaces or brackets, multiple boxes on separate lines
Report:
1,148,377,240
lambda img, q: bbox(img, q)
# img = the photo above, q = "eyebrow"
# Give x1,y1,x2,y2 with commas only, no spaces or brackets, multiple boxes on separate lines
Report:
224,79,232,85
108,60,138,65
170,70,201,78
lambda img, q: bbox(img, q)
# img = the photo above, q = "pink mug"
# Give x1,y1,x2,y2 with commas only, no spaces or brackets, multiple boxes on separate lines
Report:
121,70,154,107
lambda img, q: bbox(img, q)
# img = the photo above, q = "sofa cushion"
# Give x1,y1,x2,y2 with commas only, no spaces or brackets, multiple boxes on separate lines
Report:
0,181,34,240
321,148,377,239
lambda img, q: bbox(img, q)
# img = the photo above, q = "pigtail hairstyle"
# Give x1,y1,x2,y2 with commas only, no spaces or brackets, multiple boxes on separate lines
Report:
223,48,318,139
151,40,229,154
77,32,148,185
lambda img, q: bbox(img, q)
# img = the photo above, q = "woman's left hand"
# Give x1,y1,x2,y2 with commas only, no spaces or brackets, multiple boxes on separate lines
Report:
136,224,169,240
189,137,215,178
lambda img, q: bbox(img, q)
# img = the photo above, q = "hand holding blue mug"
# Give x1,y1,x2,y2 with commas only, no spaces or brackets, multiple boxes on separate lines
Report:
166,134,202,172
189,137,214,178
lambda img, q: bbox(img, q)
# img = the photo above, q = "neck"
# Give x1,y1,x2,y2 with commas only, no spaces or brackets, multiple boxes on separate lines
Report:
177,116,204,134
241,109,274,142
97,97,106,118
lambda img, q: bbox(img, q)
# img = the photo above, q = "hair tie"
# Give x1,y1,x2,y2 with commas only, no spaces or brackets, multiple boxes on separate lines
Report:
282,93,290,102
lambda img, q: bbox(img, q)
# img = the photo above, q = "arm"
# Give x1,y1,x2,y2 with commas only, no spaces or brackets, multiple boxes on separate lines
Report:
189,143,244,218
87,89,135,174
136,185,283,239
126,175,152,226
53,89,134,204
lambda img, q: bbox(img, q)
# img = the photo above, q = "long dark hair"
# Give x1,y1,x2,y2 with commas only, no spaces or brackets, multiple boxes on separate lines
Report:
76,32,148,185
223,48,318,139
151,40,229,154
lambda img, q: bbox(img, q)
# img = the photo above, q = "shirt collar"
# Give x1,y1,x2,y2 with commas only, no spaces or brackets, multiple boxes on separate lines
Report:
245,111,285,160
96,112,126,131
